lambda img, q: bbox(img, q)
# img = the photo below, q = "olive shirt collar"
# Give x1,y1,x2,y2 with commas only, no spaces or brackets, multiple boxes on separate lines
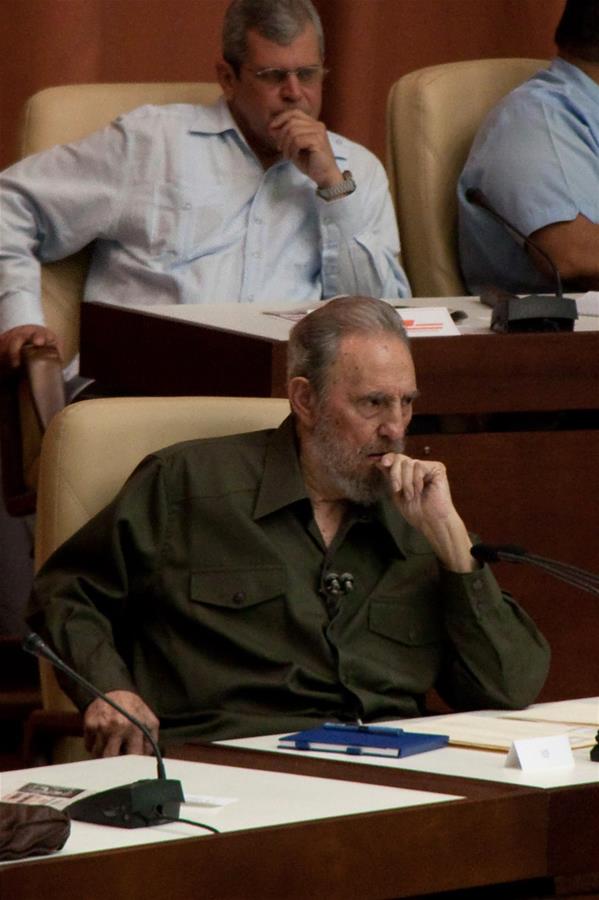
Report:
253,416,423,559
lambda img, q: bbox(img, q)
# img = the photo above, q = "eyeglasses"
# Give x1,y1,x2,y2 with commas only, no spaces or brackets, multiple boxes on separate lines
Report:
247,65,329,86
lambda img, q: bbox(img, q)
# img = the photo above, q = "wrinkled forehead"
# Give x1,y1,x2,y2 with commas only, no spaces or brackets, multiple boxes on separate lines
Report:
329,333,416,392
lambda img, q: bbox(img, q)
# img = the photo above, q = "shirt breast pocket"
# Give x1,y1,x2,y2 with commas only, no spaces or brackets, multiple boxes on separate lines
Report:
368,592,442,648
189,565,287,611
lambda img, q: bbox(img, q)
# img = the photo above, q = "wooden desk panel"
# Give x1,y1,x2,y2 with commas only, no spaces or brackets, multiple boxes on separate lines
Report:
0,744,549,900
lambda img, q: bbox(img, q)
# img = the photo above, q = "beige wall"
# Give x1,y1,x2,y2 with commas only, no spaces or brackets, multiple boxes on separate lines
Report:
1,0,563,169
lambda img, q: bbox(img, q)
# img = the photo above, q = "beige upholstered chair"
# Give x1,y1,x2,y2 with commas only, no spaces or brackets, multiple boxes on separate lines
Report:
1,82,221,516
386,59,547,297
26,394,290,762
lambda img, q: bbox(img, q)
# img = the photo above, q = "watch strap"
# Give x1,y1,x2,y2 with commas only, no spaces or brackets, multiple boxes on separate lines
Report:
316,170,356,201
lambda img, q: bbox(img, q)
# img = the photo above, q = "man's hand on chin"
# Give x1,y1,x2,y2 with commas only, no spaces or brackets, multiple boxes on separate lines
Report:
268,109,342,187
83,690,160,758
379,452,476,574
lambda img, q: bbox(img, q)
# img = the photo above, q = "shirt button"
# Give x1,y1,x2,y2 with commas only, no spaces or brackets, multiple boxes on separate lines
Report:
254,216,263,224
232,591,246,605
252,251,262,259
472,579,484,592
182,202,192,210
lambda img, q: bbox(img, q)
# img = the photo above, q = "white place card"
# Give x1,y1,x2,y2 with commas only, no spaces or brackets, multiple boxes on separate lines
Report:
505,734,575,771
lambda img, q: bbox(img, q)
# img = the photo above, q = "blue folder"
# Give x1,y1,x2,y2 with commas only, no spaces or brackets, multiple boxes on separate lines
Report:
278,722,449,758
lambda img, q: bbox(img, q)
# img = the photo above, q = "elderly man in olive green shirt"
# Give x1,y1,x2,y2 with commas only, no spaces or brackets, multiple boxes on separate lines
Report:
29,296,550,757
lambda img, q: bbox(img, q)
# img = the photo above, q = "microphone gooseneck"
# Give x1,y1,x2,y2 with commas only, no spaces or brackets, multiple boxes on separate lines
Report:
465,187,564,299
23,632,186,827
471,543,599,762
470,543,599,596
23,632,166,778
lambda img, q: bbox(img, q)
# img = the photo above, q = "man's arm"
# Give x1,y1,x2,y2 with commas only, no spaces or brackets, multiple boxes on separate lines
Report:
0,119,131,366
28,454,170,757
380,452,550,709
269,109,411,299
531,213,599,290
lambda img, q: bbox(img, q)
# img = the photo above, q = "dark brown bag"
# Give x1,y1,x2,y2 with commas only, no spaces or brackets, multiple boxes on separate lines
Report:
0,802,70,861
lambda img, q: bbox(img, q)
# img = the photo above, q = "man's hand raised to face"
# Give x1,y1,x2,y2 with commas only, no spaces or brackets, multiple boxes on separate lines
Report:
269,109,344,190
380,453,476,574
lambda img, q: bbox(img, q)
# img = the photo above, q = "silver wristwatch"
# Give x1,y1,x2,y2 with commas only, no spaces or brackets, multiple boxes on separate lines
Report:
316,170,356,201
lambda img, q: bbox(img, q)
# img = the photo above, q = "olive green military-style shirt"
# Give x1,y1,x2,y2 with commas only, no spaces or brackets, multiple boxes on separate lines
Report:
29,417,550,742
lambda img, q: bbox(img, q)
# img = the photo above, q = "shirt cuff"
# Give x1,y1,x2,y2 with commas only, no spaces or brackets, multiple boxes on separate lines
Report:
0,291,45,332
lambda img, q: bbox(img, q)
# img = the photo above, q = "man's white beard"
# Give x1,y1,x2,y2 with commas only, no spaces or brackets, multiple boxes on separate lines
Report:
311,411,405,506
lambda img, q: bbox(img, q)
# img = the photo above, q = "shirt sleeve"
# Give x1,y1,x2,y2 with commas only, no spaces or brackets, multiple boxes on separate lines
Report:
317,149,411,299
435,565,551,711
27,453,169,709
0,118,131,331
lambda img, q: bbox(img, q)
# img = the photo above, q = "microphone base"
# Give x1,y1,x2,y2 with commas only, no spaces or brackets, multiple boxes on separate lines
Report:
67,778,184,828
490,293,577,334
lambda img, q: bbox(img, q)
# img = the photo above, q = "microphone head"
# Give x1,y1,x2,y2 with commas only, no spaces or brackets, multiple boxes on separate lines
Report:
22,632,46,657
471,543,527,563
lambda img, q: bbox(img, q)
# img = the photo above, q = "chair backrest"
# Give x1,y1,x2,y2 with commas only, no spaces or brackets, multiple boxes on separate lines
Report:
34,395,290,712
19,82,222,363
386,58,547,297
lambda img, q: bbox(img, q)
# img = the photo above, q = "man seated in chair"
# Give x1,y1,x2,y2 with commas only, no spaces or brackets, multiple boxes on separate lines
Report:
27,297,550,756
458,0,599,295
0,0,410,370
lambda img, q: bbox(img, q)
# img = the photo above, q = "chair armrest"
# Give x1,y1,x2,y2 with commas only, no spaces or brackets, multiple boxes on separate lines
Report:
0,345,66,516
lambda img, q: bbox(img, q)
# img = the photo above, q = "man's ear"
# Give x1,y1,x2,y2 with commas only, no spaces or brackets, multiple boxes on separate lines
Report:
288,377,318,428
216,59,238,101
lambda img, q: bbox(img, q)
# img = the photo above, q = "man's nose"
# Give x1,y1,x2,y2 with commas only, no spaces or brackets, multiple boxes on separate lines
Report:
280,72,303,100
378,412,407,442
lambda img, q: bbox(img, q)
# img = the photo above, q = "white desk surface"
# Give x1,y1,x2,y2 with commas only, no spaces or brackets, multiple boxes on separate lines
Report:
220,700,599,791
112,295,599,339
0,754,458,862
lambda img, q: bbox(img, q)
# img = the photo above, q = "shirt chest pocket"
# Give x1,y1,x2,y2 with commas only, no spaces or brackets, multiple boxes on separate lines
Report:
189,565,287,611
368,592,442,647
123,181,233,262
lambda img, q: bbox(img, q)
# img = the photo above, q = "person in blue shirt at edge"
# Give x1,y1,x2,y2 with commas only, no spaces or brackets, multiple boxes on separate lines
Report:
0,0,410,372
458,0,599,296
27,296,550,757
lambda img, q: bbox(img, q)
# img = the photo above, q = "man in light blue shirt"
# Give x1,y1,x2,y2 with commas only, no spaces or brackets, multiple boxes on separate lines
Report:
0,0,410,368
458,0,599,296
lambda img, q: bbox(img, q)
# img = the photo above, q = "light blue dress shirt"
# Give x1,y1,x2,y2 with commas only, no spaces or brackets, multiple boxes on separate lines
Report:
0,97,410,332
458,58,599,295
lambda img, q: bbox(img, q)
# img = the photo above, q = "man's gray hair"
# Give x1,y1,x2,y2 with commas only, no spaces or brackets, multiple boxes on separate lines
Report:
287,296,410,400
223,0,324,73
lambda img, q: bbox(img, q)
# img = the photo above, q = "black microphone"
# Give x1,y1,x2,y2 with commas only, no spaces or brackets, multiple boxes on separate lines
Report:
465,187,577,333
470,543,599,595
470,544,599,762
23,632,184,827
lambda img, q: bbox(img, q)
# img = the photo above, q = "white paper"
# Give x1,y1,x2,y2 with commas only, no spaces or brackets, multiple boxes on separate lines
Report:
576,293,599,316
396,307,461,337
